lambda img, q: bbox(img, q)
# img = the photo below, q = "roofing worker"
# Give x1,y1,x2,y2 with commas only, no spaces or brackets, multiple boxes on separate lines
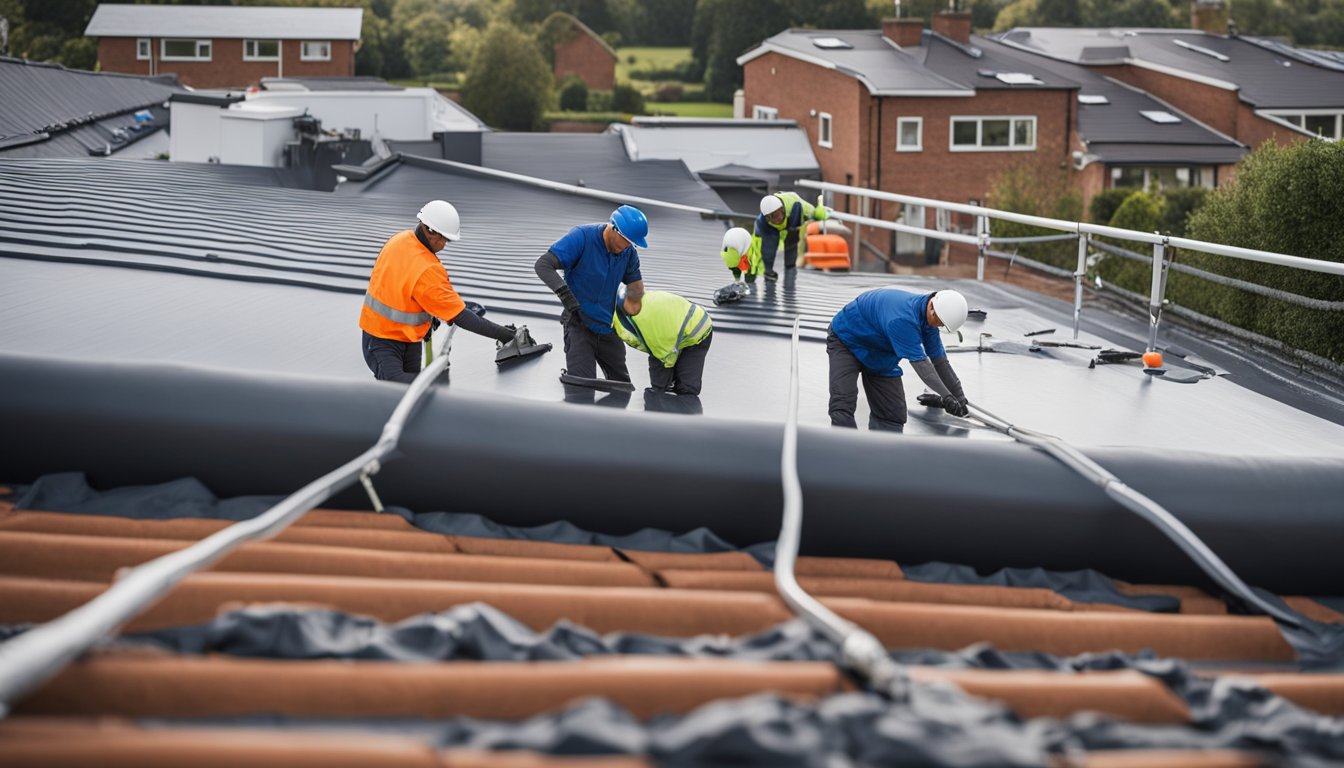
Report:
755,191,828,286
535,205,648,384
827,288,971,431
359,200,528,383
613,289,713,396
720,226,762,290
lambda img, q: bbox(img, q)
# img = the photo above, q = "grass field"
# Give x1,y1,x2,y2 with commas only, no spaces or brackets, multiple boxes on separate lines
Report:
646,101,734,118
615,46,693,82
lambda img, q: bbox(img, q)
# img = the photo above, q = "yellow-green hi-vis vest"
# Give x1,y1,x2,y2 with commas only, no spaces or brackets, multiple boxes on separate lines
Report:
612,291,712,368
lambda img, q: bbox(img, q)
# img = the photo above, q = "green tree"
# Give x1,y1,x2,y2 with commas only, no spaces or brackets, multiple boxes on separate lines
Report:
985,161,1083,269
58,36,96,70
1183,139,1344,362
694,0,790,102
1095,190,1165,293
609,0,693,46
788,0,875,29
1089,0,1177,27
1035,0,1080,25
405,11,452,77
461,21,555,131
994,0,1037,30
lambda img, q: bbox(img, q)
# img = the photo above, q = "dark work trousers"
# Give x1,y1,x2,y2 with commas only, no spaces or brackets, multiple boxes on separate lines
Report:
648,331,713,396
763,229,801,273
362,331,420,383
563,317,630,381
827,328,906,431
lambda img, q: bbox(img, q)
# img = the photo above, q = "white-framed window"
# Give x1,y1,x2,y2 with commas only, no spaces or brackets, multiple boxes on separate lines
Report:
896,117,922,152
949,116,1036,152
161,39,211,61
753,105,778,121
136,38,151,60
1264,110,1342,140
301,40,331,61
818,111,832,148
1112,166,1215,190
244,39,280,61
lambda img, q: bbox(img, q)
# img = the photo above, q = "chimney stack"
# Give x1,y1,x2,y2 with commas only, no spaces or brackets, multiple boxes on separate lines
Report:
883,17,925,48
1191,0,1228,34
931,11,971,45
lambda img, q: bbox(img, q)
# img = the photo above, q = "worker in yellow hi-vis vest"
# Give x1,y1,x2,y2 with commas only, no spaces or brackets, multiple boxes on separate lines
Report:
612,290,713,396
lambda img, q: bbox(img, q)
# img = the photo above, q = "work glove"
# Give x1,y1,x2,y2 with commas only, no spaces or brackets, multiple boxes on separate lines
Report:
916,393,942,408
813,194,830,221
940,394,969,418
556,285,581,325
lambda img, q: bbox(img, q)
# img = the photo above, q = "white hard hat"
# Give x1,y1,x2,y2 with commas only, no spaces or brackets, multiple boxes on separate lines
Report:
931,290,969,333
417,200,461,241
759,194,783,217
722,227,751,255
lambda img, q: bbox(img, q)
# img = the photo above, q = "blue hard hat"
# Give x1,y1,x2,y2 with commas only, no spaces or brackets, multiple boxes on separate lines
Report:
609,205,649,249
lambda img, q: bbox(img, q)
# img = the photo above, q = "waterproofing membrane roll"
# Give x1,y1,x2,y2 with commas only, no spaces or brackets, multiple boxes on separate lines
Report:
2,351,1342,594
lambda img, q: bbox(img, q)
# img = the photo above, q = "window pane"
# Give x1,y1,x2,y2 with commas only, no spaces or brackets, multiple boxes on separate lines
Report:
199,42,211,57
1013,119,1034,146
1112,167,1145,188
1305,114,1335,137
164,40,196,57
952,120,977,146
820,115,831,143
982,119,1010,147
899,120,920,147
1283,114,1304,127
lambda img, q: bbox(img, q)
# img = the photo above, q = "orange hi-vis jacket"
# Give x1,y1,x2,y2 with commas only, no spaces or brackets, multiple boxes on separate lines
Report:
359,229,467,343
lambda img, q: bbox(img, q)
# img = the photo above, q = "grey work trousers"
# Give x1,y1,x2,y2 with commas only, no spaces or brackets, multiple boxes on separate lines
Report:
827,328,906,431
563,316,630,381
648,331,713,396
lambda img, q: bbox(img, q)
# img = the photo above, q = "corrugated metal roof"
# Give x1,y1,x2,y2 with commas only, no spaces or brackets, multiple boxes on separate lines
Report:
0,57,180,157
611,118,820,174
999,28,1344,109
741,29,974,95
85,4,363,40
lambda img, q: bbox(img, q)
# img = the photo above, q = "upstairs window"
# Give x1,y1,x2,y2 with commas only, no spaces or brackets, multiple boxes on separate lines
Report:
301,41,331,61
244,40,280,61
136,38,150,60
950,116,1036,152
818,112,833,149
753,105,778,120
162,39,211,61
896,117,922,152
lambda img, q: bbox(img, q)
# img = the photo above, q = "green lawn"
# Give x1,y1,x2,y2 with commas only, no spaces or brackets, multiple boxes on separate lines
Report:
646,101,734,118
615,46,693,81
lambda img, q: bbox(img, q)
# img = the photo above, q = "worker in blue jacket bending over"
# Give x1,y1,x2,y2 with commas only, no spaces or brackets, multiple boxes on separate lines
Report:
535,205,648,384
828,288,971,431
755,191,828,287
613,289,713,396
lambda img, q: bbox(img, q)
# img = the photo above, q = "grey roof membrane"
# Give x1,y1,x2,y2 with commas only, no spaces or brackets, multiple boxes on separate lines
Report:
2,156,1343,458
977,36,1246,163
909,32,1078,91
0,57,181,158
750,29,971,94
613,119,820,174
1000,28,1344,110
85,4,363,40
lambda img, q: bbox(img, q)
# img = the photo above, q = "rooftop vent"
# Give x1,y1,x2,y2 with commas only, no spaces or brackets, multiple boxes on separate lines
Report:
996,72,1043,85
1078,94,1110,105
1140,110,1182,124
1173,39,1229,61
812,37,853,50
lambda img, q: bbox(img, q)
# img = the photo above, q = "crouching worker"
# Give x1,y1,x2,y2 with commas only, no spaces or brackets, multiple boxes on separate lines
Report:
721,226,762,287
614,289,713,396
360,200,530,383
827,287,971,430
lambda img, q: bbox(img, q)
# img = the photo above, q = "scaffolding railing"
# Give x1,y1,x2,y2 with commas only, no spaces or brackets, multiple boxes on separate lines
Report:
798,179,1344,351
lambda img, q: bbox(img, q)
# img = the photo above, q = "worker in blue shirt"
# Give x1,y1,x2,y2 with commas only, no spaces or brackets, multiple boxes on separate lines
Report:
828,288,971,431
535,205,648,383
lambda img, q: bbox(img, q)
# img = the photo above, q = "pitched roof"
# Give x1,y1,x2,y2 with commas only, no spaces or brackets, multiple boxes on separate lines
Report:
0,57,180,159
999,28,1344,110
85,4,364,40
738,29,975,96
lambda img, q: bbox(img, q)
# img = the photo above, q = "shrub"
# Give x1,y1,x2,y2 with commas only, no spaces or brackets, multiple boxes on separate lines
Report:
1089,188,1134,225
611,83,645,114
461,22,555,131
588,90,614,112
1094,190,1166,295
985,161,1083,269
559,76,589,111
650,82,683,103
1159,186,1209,238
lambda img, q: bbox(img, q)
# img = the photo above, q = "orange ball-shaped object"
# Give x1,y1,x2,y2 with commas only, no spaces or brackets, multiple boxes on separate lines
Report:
1142,351,1163,369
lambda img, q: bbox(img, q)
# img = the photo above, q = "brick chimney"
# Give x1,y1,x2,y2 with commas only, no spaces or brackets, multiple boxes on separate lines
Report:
1191,0,1228,34
931,11,972,45
883,17,925,48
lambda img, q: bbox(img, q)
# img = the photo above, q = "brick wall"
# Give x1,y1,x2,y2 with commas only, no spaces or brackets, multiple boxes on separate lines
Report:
554,30,615,92
1096,64,1240,139
97,37,355,89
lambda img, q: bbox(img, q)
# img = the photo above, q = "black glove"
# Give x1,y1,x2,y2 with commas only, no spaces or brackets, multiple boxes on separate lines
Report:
556,285,581,325
916,393,942,408
941,394,969,418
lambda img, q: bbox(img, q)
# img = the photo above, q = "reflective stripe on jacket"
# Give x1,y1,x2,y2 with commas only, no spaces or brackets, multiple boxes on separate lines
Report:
359,229,466,343
612,291,712,368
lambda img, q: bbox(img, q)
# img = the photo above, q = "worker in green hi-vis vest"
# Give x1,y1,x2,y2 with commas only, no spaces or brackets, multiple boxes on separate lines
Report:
612,289,713,396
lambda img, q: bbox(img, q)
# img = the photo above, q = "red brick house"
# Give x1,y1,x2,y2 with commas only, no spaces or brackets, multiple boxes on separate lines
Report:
551,14,616,92
85,4,362,90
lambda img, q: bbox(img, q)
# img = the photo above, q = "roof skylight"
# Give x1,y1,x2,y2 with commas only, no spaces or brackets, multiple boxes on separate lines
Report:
996,72,1043,85
1140,110,1182,124
812,37,853,50
1078,94,1110,105
1173,39,1230,62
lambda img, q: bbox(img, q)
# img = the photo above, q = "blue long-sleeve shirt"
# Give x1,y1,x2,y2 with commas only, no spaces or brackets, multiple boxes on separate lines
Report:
830,288,945,377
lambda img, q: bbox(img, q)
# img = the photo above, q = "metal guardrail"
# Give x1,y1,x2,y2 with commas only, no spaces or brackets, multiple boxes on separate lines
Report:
798,179,1344,351
0,329,458,717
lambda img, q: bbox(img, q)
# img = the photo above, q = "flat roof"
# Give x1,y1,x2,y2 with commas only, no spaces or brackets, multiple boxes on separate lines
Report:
85,4,363,40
